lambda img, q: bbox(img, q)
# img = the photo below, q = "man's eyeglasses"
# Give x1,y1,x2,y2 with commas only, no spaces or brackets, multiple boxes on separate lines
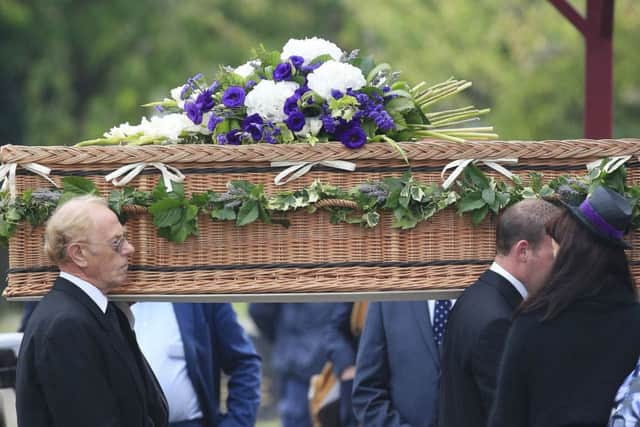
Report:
72,232,129,254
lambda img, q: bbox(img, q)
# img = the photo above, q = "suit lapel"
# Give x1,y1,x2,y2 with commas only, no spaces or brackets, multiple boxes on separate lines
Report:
410,301,440,368
54,279,147,404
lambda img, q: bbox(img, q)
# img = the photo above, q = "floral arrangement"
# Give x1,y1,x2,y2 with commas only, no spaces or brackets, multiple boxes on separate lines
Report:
77,37,497,149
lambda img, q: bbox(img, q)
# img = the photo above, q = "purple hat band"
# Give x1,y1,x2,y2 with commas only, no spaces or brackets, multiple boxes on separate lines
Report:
579,198,624,240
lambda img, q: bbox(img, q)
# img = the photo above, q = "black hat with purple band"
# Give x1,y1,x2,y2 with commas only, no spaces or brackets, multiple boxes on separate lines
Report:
565,186,632,249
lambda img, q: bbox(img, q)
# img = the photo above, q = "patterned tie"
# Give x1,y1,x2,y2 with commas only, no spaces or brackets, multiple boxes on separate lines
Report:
432,299,452,346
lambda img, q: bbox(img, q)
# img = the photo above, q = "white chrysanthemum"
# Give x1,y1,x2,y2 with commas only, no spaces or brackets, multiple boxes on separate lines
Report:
105,113,209,142
234,59,261,78
295,117,323,137
244,80,299,122
307,60,366,100
280,37,343,66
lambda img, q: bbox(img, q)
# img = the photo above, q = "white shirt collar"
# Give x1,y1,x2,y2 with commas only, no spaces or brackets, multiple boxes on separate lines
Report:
59,271,108,313
490,261,528,299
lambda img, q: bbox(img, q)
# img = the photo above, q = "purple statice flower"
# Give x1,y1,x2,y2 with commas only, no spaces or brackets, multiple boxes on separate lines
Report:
289,55,304,70
284,95,300,115
155,105,164,113
242,114,264,141
226,129,243,145
195,89,215,112
208,114,223,132
184,101,203,125
245,79,256,89
331,89,343,100
382,85,391,93
368,106,394,131
285,111,306,132
336,121,367,149
216,134,228,145
263,125,278,144
222,86,246,108
273,63,293,81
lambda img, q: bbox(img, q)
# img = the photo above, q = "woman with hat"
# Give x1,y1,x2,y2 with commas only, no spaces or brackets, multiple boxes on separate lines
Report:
488,186,640,427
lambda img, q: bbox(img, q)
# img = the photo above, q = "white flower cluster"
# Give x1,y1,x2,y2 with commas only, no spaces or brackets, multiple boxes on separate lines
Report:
104,113,209,142
244,80,299,122
307,60,366,100
280,37,343,66
233,59,262,78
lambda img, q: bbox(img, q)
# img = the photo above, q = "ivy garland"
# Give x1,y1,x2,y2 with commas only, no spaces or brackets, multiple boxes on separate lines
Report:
1,159,639,245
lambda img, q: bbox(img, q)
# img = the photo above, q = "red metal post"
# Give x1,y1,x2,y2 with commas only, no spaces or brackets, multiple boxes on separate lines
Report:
549,0,614,138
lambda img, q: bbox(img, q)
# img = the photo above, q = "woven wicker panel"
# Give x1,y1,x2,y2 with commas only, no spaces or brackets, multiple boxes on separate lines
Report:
2,139,640,299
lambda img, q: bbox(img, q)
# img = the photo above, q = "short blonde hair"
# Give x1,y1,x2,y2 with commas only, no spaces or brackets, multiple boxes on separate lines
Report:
43,195,109,265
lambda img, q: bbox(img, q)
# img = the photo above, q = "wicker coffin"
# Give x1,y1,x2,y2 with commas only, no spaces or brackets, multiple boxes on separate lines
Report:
2,139,640,299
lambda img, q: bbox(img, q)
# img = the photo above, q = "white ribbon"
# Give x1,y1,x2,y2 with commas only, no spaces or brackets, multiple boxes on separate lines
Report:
586,155,632,174
271,160,356,185
441,158,519,189
105,162,185,192
0,162,59,201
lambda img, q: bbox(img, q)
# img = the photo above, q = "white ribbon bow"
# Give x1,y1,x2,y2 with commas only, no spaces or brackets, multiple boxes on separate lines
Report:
105,162,185,192
0,162,59,201
586,155,632,174
441,158,519,189
271,160,356,185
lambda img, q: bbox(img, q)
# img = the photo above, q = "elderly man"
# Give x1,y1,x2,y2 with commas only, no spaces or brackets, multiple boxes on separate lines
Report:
438,198,560,427
16,195,168,427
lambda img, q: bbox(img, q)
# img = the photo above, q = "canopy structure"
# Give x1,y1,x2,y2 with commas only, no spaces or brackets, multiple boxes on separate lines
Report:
550,0,615,138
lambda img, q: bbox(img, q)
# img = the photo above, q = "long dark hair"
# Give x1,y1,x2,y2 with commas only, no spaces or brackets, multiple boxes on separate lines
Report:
517,209,635,320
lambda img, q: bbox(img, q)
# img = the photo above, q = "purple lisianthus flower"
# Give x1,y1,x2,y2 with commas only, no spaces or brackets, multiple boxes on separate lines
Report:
285,111,306,132
245,79,256,89
331,89,343,100
184,101,203,124
222,86,246,108
208,114,223,132
337,122,367,149
283,95,300,115
195,89,215,112
273,63,293,81
289,55,304,70
226,129,243,145
295,84,309,97
242,113,264,141
216,134,228,145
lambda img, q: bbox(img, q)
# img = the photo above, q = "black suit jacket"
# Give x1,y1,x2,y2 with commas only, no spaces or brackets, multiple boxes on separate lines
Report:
16,277,168,427
438,269,523,427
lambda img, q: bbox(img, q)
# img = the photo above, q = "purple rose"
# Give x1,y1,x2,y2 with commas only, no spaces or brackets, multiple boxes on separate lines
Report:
195,89,215,112
285,111,306,132
283,95,300,115
208,114,223,132
273,63,293,81
226,129,243,145
222,86,246,108
289,55,304,70
184,102,203,125
337,122,367,149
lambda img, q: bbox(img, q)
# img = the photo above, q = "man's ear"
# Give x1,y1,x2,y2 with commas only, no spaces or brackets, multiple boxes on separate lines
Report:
67,243,89,268
513,240,530,262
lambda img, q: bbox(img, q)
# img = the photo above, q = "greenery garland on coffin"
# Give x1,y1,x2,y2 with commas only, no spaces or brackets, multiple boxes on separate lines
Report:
1,158,638,246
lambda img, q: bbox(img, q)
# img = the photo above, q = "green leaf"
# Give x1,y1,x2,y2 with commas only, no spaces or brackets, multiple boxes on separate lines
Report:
237,200,259,226
149,199,183,227
411,186,425,202
62,176,97,195
464,164,490,188
481,188,495,205
458,192,486,213
385,97,415,114
471,205,489,225
366,63,391,83
211,207,236,221
364,211,380,227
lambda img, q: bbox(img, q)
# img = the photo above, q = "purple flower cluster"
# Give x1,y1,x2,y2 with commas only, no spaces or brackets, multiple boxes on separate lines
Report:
183,76,219,125
350,90,394,131
273,55,304,82
216,114,280,145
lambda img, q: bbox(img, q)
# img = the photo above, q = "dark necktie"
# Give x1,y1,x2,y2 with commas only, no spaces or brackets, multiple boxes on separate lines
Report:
432,299,452,346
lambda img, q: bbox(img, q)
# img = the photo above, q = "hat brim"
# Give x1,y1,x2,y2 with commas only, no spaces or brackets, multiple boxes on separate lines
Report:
563,202,632,249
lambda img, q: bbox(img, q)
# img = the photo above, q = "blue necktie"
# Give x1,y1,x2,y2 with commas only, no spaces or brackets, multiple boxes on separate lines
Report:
432,299,452,346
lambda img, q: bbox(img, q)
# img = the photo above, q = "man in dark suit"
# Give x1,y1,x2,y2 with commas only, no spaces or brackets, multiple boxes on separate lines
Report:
351,300,453,427
438,199,560,427
16,195,168,427
132,302,262,427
